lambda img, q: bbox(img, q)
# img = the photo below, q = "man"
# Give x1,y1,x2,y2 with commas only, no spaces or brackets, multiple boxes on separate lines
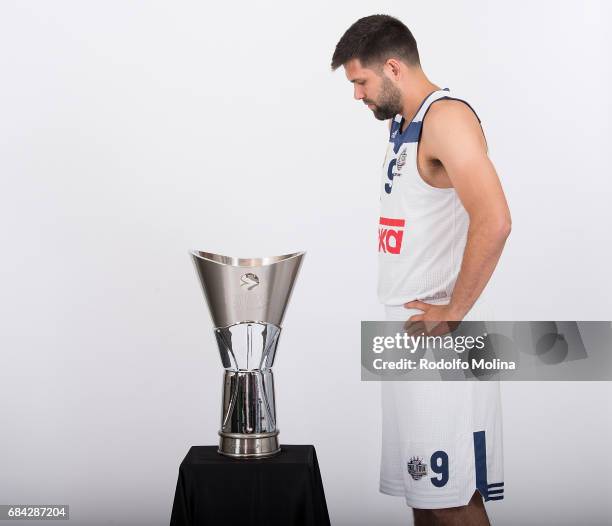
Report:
331,15,511,526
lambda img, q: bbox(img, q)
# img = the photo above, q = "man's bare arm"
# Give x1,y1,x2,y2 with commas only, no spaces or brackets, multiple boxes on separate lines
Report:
421,100,511,319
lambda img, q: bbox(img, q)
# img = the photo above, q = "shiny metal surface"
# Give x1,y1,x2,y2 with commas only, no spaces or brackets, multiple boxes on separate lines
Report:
215,322,280,371
218,431,280,458
191,250,304,458
220,369,277,434
190,250,304,328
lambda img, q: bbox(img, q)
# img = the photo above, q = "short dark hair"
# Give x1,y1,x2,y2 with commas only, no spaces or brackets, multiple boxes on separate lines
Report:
331,14,420,71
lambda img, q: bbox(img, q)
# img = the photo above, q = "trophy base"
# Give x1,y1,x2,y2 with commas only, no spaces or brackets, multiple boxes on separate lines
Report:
218,431,280,459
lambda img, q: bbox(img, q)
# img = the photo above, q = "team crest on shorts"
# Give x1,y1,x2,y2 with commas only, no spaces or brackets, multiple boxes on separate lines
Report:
407,457,428,481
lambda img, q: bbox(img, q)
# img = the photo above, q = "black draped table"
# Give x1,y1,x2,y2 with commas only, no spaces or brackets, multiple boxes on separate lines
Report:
170,445,331,526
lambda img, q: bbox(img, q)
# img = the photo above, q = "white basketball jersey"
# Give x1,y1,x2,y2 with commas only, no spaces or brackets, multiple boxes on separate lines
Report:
378,88,482,306
376,90,504,509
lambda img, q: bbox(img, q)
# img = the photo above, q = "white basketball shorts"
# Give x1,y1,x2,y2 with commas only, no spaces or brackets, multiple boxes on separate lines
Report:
379,301,504,509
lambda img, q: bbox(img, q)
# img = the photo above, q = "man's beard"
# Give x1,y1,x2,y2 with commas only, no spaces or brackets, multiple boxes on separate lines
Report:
366,76,403,120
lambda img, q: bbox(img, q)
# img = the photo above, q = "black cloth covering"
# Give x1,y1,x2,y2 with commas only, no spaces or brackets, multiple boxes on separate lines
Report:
170,445,331,526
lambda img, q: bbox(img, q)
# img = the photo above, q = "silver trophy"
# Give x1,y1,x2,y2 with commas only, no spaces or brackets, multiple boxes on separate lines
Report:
190,250,305,458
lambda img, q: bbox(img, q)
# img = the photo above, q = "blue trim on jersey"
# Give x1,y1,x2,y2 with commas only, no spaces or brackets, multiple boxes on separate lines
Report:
389,88,451,153
391,122,421,153
389,119,401,141
473,431,489,498
473,430,505,502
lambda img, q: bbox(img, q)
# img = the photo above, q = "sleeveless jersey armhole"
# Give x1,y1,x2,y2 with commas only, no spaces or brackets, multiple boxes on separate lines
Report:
418,97,489,153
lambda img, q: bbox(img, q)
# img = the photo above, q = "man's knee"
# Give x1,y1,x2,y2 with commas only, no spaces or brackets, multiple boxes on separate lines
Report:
414,506,463,521
430,506,466,520
412,491,488,525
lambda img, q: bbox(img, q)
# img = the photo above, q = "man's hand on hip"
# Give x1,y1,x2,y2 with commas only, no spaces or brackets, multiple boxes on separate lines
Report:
403,300,463,336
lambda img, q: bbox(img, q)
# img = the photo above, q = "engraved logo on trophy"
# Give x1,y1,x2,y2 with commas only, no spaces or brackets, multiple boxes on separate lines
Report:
190,251,305,458
240,272,259,290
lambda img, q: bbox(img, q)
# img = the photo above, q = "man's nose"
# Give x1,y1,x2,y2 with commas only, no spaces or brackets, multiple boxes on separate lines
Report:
353,86,364,100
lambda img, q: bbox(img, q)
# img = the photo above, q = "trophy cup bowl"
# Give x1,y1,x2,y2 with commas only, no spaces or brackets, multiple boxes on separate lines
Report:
190,250,305,458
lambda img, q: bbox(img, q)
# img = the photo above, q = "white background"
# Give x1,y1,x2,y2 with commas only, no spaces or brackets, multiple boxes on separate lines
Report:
1,1,610,525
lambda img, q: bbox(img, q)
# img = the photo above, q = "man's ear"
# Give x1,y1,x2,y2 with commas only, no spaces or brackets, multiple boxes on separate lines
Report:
384,58,402,81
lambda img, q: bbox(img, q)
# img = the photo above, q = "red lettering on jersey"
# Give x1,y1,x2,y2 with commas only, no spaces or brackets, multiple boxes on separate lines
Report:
378,228,388,252
379,216,405,227
378,217,405,254
385,229,404,254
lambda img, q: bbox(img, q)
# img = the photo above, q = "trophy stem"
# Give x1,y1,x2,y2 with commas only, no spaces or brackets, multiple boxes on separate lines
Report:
218,370,280,458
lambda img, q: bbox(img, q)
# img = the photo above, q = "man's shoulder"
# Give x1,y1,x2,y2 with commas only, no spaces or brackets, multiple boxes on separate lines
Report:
424,98,480,128
422,98,488,156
